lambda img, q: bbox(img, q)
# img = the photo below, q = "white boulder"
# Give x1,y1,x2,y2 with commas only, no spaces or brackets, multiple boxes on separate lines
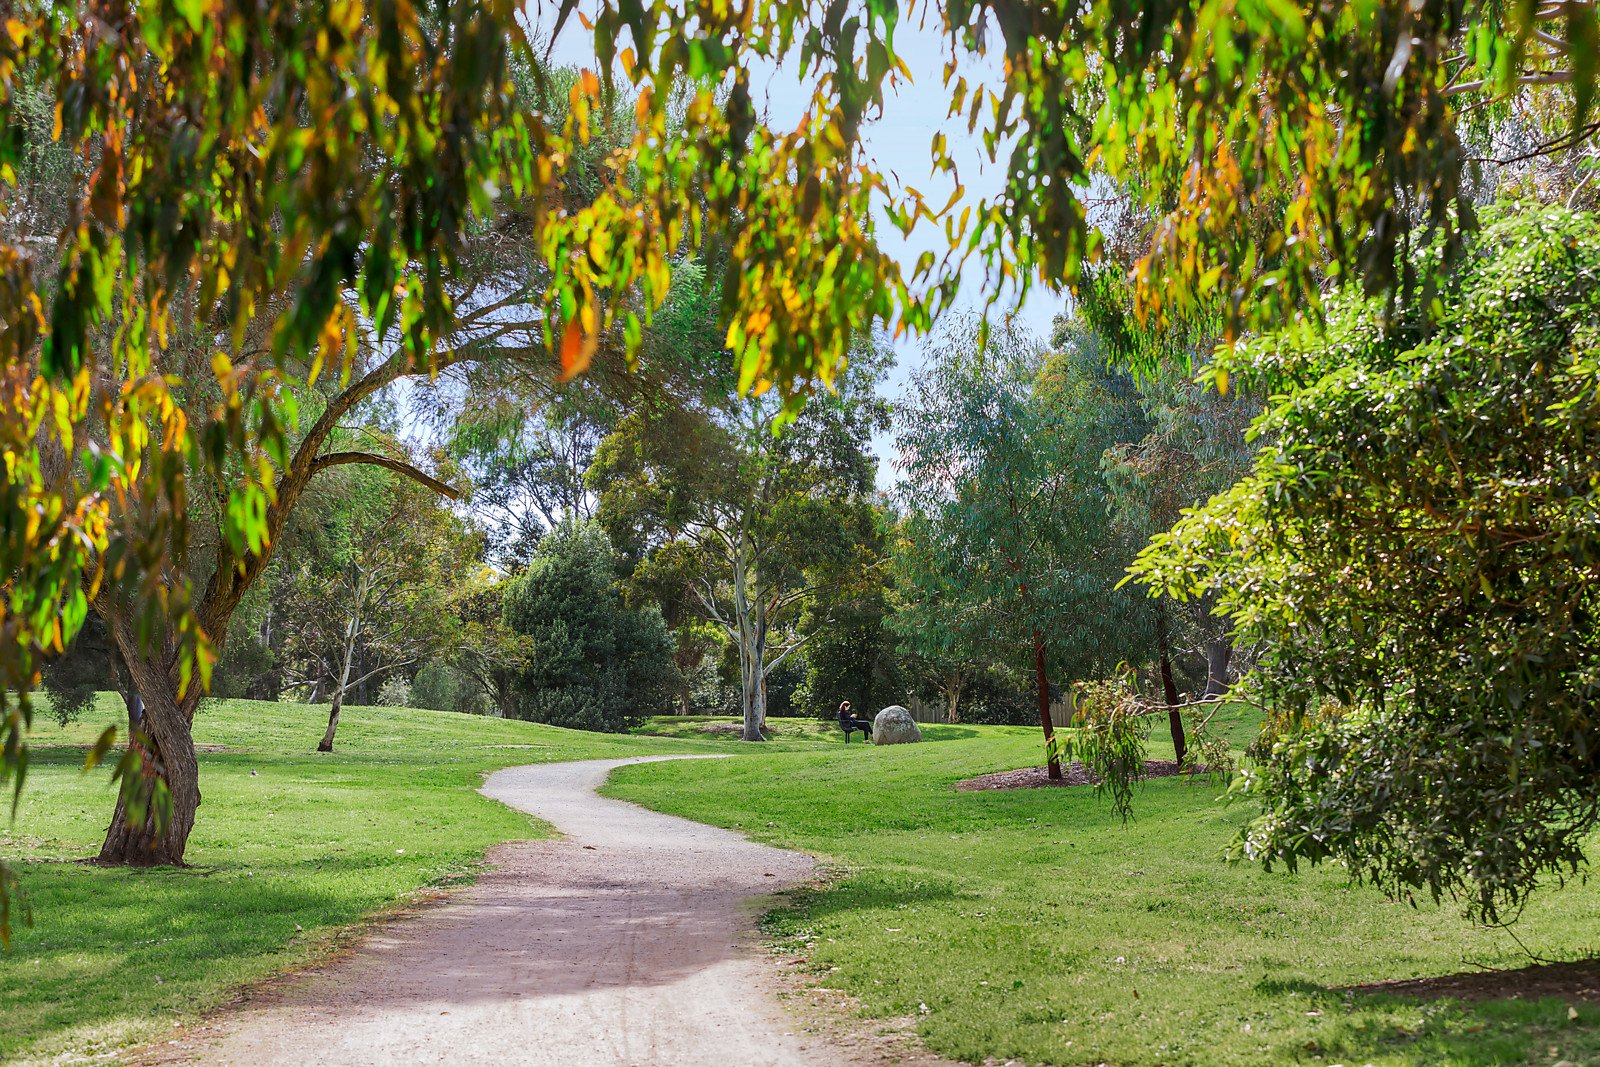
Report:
872,705,923,745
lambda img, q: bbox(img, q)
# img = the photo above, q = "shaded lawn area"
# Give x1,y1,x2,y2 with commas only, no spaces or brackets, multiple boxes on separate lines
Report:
605,707,1600,1067
0,697,723,1063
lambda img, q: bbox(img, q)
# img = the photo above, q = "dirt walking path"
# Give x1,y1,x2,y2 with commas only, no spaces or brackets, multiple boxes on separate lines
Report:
147,755,939,1067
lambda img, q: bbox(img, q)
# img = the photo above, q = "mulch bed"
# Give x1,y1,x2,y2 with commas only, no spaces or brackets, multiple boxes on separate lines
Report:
955,759,1188,791
1347,958,1600,1004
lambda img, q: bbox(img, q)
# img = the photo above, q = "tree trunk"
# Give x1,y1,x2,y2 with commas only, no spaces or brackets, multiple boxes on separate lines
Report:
1204,635,1232,698
739,638,766,741
97,650,201,867
944,668,963,725
1033,627,1062,780
1156,611,1187,766
731,540,766,741
318,597,362,752
317,690,344,752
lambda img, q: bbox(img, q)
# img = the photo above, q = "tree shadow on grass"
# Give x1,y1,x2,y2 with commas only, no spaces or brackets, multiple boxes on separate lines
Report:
1345,956,1600,1003
760,870,968,938
1254,964,1600,1067
0,856,384,1060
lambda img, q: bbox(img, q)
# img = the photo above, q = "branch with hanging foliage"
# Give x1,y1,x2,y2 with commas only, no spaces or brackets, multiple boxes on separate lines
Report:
1050,669,1239,822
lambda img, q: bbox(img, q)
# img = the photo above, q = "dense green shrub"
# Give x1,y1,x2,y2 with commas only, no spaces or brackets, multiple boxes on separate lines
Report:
1136,207,1600,921
956,673,1038,726
794,611,908,719
502,522,677,731
375,676,412,708
410,661,492,715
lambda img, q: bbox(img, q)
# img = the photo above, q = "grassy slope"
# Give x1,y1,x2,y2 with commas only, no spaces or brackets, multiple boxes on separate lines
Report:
607,709,1600,1067
0,697,716,1063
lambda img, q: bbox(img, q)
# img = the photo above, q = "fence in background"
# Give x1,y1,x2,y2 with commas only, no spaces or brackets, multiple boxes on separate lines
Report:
905,696,1078,728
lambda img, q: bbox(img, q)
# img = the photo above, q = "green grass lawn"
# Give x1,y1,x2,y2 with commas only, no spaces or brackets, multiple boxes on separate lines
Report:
606,707,1600,1067
6,699,1599,1066
0,697,716,1064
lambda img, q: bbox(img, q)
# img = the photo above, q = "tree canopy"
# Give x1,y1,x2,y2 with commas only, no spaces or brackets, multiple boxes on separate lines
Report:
4,0,1600,944
894,319,1148,776
499,520,675,732
1134,206,1600,921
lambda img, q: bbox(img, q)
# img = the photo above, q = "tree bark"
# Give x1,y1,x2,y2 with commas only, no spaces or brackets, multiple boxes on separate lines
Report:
944,668,963,725
317,690,344,753
1156,611,1187,766
739,633,767,741
729,538,768,741
1204,636,1232,699
357,639,371,706
1033,627,1062,780
740,666,766,741
97,647,201,866
319,586,363,752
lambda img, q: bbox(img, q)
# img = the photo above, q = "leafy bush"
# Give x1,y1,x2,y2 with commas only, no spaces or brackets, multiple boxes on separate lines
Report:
376,676,411,708
957,673,1039,726
1136,206,1600,921
1053,672,1152,820
502,521,677,732
410,661,492,715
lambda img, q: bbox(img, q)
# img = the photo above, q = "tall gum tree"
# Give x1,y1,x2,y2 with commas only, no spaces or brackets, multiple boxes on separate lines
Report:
592,360,887,741
895,320,1147,777
3,0,1598,932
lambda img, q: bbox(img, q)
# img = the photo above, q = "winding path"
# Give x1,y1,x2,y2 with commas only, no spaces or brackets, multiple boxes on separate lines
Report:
161,756,849,1066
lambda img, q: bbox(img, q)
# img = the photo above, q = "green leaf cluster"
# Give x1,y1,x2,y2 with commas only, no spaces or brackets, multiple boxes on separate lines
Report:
1135,205,1600,921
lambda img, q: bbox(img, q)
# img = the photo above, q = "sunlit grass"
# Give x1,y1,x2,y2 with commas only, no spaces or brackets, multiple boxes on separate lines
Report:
606,706,1600,1067
0,696,713,1064
8,698,1598,1066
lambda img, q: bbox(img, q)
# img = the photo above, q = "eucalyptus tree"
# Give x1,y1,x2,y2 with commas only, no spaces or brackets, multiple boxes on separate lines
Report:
1134,207,1600,921
592,356,888,741
895,321,1147,777
1103,362,1257,695
273,452,482,751
887,511,994,726
795,507,907,719
4,0,1597,937
451,406,602,568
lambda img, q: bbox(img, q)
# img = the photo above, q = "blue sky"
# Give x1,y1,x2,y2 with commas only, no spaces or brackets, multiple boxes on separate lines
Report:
534,7,1064,484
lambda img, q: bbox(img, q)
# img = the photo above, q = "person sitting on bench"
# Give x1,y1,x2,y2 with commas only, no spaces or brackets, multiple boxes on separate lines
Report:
837,700,873,741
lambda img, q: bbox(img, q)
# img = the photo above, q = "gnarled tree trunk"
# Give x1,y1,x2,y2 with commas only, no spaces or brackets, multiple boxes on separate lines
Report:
98,639,203,867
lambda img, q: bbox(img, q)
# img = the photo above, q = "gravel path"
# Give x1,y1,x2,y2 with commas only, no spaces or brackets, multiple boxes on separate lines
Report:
151,756,859,1067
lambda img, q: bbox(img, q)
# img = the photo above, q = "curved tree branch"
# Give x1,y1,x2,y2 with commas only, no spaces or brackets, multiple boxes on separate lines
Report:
308,452,462,500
